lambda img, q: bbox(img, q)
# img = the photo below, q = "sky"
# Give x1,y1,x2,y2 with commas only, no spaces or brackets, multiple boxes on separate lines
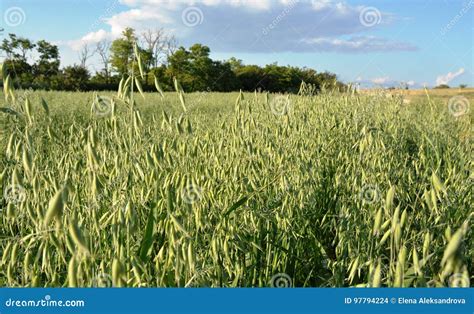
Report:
0,0,472,88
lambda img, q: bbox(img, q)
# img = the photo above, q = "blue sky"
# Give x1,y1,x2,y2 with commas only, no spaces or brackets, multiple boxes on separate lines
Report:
1,0,472,87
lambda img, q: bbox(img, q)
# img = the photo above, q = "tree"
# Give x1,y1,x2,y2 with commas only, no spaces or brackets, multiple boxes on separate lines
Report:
0,34,35,61
33,40,60,89
459,84,467,89
163,36,177,65
167,44,228,91
0,34,35,83
167,46,192,89
95,40,112,82
211,60,237,91
234,64,265,91
78,44,94,68
62,65,90,91
434,84,450,89
141,28,170,68
110,27,136,76
0,31,346,93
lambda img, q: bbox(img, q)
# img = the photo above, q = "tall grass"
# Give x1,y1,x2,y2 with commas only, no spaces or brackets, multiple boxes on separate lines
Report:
0,72,472,287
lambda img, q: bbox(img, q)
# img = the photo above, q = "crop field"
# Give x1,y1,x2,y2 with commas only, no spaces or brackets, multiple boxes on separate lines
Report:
0,83,472,288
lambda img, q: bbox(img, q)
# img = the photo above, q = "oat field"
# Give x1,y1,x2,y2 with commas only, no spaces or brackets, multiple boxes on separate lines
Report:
0,78,472,288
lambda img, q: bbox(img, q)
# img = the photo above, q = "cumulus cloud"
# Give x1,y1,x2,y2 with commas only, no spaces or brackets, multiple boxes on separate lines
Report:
68,29,113,51
67,0,415,53
435,68,465,86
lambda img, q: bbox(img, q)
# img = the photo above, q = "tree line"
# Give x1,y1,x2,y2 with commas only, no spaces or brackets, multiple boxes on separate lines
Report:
0,28,344,93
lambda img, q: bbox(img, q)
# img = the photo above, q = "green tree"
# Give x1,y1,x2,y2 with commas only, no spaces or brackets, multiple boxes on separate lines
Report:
0,34,35,84
167,44,237,92
166,46,193,89
33,40,60,89
110,28,137,76
234,64,265,91
62,65,90,91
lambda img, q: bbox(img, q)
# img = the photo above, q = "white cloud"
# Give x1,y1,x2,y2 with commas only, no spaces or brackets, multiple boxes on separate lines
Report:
105,8,174,36
371,76,390,84
311,0,333,11
351,76,421,88
67,0,413,54
435,68,465,86
119,0,278,10
67,29,114,51
301,36,417,53
311,0,350,12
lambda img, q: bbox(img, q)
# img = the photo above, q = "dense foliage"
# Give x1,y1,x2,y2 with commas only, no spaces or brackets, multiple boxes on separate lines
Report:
0,29,343,93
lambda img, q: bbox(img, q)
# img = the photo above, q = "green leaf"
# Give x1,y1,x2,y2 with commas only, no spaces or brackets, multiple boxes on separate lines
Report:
154,75,165,98
137,54,145,79
41,98,50,116
135,77,145,99
179,92,187,112
223,196,248,217
173,77,183,93
138,205,155,261
0,107,20,117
